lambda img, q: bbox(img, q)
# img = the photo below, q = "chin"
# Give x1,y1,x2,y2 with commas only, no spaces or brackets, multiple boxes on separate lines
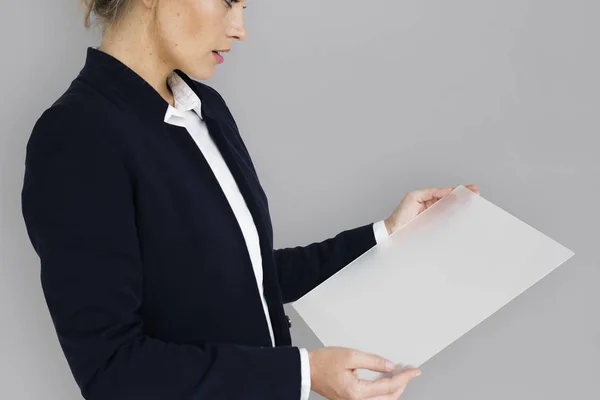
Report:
179,61,215,81
195,68,216,81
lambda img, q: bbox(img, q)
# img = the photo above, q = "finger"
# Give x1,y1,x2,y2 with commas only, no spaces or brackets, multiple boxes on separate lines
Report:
358,372,417,399
366,384,407,400
409,187,452,203
424,199,436,209
465,184,480,195
347,351,396,373
425,200,436,209
358,368,421,398
392,384,408,399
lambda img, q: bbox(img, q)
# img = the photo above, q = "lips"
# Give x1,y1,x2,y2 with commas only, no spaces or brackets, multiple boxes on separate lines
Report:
211,48,229,64
212,51,224,64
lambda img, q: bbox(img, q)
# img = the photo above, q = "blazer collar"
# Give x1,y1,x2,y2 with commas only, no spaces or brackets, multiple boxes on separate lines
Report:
79,47,217,123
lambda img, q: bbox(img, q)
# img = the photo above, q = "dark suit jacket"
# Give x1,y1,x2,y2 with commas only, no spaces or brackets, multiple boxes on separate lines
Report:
21,48,377,400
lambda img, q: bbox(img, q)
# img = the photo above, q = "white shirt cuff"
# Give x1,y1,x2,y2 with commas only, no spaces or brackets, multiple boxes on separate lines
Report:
299,347,311,400
373,220,389,244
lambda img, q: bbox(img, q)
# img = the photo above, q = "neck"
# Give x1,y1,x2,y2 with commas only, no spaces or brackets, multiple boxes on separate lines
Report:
98,18,175,107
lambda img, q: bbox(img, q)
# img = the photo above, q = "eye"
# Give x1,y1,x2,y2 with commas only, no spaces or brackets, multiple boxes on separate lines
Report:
224,0,246,9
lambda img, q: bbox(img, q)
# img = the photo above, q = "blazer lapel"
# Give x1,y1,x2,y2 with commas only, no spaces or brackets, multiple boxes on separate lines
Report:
201,113,268,242
178,72,291,346
202,113,289,345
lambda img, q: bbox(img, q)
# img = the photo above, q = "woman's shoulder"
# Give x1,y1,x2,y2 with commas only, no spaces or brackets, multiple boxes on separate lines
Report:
26,80,126,167
44,75,123,127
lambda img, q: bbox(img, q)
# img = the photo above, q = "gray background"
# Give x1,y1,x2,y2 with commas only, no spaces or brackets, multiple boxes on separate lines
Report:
1,0,598,398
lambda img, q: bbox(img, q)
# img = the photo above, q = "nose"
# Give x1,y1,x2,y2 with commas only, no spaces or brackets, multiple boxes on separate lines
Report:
227,12,246,41
227,25,246,41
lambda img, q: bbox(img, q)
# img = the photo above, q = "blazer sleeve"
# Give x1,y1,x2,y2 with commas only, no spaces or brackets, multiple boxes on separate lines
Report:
21,106,302,400
274,223,377,304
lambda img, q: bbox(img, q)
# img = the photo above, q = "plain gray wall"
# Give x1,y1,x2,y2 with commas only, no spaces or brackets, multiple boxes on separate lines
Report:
1,0,598,399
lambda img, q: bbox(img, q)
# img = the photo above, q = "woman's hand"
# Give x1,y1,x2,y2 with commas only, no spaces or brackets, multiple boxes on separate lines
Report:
384,185,480,235
309,347,421,400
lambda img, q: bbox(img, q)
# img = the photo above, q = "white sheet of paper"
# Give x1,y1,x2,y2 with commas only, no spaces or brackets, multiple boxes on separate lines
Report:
292,185,574,380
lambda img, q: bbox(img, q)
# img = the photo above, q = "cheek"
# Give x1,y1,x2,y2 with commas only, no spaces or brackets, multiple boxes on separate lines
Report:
156,4,208,51
155,1,226,75
174,16,217,59
179,1,228,46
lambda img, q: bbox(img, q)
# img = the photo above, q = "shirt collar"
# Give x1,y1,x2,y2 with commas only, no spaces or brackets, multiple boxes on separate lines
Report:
169,72,202,114
164,71,203,123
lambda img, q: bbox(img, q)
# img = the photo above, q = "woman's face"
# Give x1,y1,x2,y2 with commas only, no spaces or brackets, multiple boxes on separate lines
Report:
152,0,247,80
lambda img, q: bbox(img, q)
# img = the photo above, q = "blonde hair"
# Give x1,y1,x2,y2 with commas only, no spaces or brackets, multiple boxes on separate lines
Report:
81,0,131,28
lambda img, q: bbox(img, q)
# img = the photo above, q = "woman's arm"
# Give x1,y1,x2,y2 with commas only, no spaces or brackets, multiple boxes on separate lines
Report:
273,224,377,304
21,105,302,400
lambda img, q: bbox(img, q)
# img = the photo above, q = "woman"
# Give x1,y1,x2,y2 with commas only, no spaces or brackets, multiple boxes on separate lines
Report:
21,1,479,399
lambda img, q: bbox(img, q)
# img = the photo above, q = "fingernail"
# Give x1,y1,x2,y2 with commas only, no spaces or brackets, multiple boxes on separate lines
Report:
386,360,396,370
414,370,422,377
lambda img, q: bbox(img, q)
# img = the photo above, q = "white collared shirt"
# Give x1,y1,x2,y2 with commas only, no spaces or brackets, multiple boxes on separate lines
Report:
163,72,390,399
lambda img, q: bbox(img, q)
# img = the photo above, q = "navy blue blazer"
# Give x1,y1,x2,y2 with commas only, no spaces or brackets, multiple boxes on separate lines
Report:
21,48,377,400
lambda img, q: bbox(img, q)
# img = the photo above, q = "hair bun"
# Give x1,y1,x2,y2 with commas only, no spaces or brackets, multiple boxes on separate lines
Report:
81,0,128,28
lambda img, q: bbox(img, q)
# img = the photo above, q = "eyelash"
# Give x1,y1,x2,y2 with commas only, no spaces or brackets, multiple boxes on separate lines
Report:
225,0,248,9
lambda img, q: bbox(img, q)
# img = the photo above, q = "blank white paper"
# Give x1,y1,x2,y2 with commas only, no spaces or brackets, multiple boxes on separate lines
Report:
292,185,574,380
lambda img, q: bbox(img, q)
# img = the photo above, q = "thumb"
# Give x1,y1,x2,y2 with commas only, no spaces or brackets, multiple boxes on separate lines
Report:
347,351,396,373
431,186,453,199
359,368,421,399
410,187,452,203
